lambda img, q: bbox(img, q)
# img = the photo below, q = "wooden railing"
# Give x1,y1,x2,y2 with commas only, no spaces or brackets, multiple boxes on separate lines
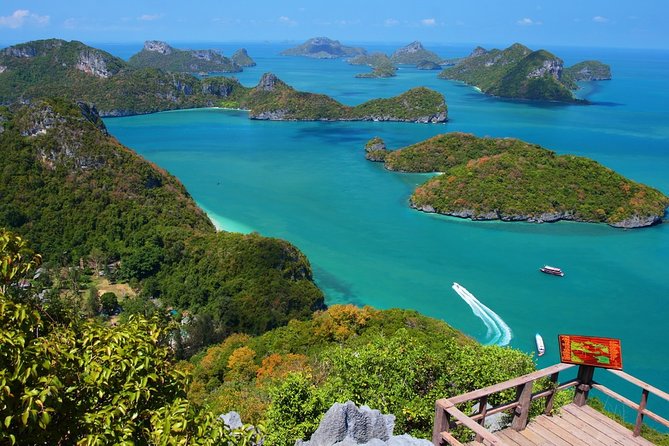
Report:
432,363,669,446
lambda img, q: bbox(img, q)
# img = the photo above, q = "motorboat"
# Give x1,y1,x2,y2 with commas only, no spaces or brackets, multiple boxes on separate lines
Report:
536,333,545,356
540,265,564,277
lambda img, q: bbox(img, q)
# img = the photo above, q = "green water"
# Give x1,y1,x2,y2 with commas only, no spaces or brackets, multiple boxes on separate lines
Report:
105,44,669,420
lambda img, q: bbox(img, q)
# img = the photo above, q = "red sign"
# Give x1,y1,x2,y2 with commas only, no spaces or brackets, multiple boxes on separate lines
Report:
558,335,623,370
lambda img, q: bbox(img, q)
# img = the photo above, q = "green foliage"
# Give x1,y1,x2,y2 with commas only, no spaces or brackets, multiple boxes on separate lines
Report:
0,99,325,347
189,305,534,445
439,43,607,102
264,373,327,446
1,39,445,122
350,53,397,78
99,291,118,315
390,42,442,65
375,132,669,226
0,229,41,297
128,44,241,73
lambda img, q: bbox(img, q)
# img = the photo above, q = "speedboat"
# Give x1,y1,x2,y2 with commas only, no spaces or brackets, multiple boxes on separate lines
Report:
535,333,545,356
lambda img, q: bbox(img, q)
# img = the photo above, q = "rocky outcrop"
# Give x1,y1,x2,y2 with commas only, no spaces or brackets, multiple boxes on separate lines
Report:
297,401,431,446
0,65,7,73
365,137,389,162
250,109,289,120
220,411,243,430
143,40,173,55
76,50,113,78
257,72,281,92
609,214,662,229
527,58,563,79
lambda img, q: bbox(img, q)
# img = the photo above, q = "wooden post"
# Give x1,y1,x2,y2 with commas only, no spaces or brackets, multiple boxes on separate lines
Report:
633,389,649,437
544,371,560,415
475,395,489,443
433,400,451,445
511,381,534,431
573,365,595,406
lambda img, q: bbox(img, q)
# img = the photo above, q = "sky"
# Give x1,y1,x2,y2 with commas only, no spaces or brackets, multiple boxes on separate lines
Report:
0,0,667,49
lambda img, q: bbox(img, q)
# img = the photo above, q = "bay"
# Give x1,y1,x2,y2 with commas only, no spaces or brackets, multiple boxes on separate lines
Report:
104,43,669,421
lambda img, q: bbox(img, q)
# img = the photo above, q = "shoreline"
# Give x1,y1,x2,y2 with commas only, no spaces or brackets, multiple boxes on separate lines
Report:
197,203,255,234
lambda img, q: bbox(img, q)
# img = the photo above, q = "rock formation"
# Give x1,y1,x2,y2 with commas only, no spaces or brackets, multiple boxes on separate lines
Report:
297,401,431,446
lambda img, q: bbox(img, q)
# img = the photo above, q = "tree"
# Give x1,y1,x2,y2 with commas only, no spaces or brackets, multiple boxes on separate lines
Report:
99,291,118,315
84,285,100,317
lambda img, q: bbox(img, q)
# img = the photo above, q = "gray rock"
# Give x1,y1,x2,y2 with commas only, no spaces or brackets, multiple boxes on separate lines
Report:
609,214,662,229
220,411,244,430
144,40,174,55
76,50,113,78
298,402,430,446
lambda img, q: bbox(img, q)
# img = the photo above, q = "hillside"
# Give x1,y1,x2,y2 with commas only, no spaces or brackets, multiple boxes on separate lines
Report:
280,37,366,59
0,39,445,122
128,40,242,73
0,98,325,338
439,43,611,102
231,48,256,67
348,53,397,78
244,73,447,122
367,133,669,228
187,304,536,445
563,60,612,82
390,41,442,65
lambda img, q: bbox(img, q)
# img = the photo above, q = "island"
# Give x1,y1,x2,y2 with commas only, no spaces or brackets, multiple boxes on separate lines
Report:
563,60,612,82
0,39,446,122
128,40,242,73
280,37,366,59
365,133,668,228
416,60,442,70
231,48,256,67
439,43,612,102
349,53,397,78
390,41,442,65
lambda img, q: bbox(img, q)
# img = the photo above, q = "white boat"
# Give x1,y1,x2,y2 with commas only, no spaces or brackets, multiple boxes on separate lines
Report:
540,265,564,277
535,333,545,356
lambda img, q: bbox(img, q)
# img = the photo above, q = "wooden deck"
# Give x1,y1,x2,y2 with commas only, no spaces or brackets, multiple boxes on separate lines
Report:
465,403,656,446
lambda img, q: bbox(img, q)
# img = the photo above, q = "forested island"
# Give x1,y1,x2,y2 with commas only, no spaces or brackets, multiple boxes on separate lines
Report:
128,40,245,73
365,133,668,228
349,53,397,78
280,37,366,59
439,43,612,102
0,39,446,122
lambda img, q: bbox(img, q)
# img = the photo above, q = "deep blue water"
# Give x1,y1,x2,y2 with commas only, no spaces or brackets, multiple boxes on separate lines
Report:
101,42,669,424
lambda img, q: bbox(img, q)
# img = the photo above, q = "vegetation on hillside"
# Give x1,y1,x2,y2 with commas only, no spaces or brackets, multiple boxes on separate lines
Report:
349,53,398,78
439,43,610,102
0,98,324,349
128,41,242,73
186,304,536,445
280,37,366,59
245,74,447,122
370,133,669,227
390,41,442,65
0,229,262,444
0,39,446,122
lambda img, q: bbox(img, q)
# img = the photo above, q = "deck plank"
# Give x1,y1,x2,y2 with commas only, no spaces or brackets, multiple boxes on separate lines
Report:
542,412,610,446
533,415,592,446
563,405,655,446
555,409,628,446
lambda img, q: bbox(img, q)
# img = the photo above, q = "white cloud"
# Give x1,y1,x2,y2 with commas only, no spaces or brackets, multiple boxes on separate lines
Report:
278,16,297,26
593,16,609,23
384,18,399,27
421,18,436,26
138,13,163,21
517,17,542,26
0,9,49,28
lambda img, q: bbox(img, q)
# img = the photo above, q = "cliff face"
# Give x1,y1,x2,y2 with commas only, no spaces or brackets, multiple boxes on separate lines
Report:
76,50,114,78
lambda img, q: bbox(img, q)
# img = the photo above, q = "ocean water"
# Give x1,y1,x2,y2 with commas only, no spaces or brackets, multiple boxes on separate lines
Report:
103,43,669,422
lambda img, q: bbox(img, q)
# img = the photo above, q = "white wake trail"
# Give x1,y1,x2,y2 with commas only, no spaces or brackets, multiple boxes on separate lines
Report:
452,282,512,346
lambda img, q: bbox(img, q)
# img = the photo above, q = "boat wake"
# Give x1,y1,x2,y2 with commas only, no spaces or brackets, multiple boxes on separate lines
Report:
452,282,512,346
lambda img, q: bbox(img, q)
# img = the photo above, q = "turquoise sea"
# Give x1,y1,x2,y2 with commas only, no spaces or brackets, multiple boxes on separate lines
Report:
101,43,669,422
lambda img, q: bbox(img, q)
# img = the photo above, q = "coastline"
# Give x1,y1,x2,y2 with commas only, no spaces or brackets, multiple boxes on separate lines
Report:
198,203,255,234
